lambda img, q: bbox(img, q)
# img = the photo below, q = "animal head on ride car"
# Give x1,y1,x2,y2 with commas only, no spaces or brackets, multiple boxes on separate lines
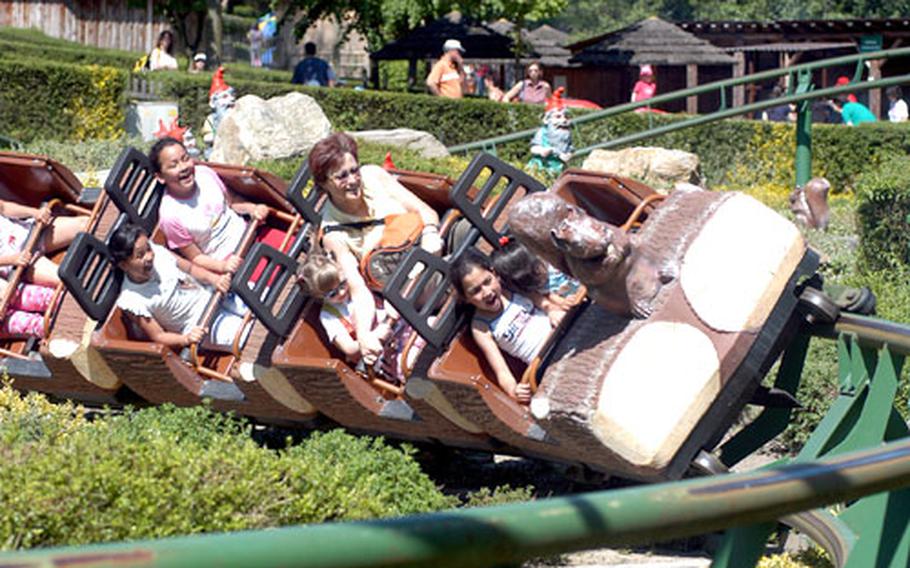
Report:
543,87,570,129
209,67,236,113
508,193,632,275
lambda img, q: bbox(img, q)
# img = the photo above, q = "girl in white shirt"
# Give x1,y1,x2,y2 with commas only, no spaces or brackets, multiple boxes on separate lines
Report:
452,248,563,404
887,86,909,123
149,30,178,71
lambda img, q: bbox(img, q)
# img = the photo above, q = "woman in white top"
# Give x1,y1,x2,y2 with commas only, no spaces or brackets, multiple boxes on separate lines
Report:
887,86,909,123
309,132,443,366
149,30,178,71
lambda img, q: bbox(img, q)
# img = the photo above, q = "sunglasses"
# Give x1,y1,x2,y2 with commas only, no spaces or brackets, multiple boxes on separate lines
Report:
331,166,360,183
324,279,348,300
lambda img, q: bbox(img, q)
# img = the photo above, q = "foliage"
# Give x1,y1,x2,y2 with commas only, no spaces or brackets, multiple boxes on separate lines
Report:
854,155,910,273
463,484,535,507
0,383,455,550
20,137,146,173
758,548,832,568
0,59,127,143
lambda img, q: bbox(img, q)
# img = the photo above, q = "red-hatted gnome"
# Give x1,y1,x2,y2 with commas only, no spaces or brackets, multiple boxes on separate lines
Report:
154,117,201,159
202,67,236,159
528,87,574,175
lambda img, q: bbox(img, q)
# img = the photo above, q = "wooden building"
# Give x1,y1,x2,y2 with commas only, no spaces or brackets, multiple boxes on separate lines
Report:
566,17,737,111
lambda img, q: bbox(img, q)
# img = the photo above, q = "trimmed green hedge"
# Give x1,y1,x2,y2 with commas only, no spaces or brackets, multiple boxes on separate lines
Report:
0,382,455,550
855,155,910,273
0,58,127,142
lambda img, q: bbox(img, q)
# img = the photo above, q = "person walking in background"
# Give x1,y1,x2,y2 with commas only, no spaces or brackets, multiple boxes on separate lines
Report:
247,24,262,68
829,96,877,126
504,61,551,104
887,86,908,123
631,64,657,104
835,76,859,103
149,30,178,71
426,39,466,99
291,42,337,87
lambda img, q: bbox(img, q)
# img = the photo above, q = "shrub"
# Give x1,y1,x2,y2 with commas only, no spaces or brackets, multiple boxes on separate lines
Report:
0,58,127,142
855,155,910,273
0,384,455,550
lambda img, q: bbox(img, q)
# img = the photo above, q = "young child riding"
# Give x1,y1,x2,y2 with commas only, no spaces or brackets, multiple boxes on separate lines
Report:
451,248,564,404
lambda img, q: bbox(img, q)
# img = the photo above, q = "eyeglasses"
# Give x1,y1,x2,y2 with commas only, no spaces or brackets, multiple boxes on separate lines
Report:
331,166,360,183
325,279,348,300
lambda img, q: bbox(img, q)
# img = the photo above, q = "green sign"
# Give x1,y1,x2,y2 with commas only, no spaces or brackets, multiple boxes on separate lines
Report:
859,34,883,53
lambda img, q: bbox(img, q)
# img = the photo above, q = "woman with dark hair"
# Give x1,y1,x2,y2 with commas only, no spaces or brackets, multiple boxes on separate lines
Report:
887,86,908,123
149,30,178,71
504,61,551,104
150,137,267,277
309,132,442,364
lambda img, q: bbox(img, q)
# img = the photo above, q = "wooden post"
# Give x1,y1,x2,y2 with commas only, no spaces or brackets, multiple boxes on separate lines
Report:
686,64,698,114
868,59,883,118
733,52,745,108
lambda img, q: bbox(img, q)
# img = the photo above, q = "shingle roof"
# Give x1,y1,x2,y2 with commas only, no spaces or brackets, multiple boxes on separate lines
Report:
568,17,737,66
370,12,520,61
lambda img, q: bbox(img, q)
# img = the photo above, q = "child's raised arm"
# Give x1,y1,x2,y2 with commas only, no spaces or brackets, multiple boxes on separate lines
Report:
471,319,531,404
133,314,205,350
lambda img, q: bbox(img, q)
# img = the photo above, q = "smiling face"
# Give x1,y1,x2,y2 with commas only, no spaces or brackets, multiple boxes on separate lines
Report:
323,152,363,207
155,143,195,197
118,234,155,283
460,265,503,314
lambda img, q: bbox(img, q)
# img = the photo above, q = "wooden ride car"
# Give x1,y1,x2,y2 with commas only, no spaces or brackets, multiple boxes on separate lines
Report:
0,151,125,405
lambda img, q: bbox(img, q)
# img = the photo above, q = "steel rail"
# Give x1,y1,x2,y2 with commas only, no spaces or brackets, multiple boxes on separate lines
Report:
5,435,910,568
447,46,910,155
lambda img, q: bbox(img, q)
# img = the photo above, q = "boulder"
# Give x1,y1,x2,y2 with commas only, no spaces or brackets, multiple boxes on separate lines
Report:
348,128,449,159
581,147,700,192
211,92,332,165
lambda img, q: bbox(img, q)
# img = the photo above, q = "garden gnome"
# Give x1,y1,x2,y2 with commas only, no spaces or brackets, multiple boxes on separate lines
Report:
202,67,236,159
154,117,200,159
528,87,574,175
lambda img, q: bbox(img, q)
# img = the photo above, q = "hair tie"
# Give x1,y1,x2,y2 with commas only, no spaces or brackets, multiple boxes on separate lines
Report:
498,235,510,247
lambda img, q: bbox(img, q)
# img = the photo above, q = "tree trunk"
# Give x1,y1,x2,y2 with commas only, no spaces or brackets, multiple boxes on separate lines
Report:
207,0,223,63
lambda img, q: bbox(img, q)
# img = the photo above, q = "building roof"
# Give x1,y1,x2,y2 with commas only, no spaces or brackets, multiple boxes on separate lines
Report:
370,12,521,61
679,18,910,38
568,17,737,66
725,41,856,53
485,21,573,66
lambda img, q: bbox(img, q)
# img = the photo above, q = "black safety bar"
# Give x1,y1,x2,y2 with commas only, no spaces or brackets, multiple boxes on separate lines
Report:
285,161,322,227
58,231,122,323
231,242,308,338
448,152,546,251
382,247,464,351
103,146,161,234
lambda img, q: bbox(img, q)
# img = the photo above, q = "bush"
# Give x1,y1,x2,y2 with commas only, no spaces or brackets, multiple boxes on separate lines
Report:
0,58,127,142
0,383,455,550
855,155,910,273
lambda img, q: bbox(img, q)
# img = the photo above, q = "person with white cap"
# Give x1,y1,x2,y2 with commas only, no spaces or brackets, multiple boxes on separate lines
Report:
188,52,207,74
426,38,466,98
631,64,657,104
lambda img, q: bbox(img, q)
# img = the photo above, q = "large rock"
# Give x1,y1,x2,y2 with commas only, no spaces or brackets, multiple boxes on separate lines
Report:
582,147,700,191
211,92,332,165
348,128,449,159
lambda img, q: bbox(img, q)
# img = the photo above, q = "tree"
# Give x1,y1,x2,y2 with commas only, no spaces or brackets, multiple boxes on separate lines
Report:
128,0,225,60
472,0,568,63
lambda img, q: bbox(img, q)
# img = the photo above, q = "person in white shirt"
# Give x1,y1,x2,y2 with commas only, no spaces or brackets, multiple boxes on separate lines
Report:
887,86,908,123
149,30,178,72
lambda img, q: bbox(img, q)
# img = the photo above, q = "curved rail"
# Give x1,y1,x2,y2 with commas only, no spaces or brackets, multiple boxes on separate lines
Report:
448,46,910,156
3,435,910,568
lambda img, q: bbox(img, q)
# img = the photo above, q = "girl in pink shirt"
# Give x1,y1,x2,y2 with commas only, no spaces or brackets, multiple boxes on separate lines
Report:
632,64,657,104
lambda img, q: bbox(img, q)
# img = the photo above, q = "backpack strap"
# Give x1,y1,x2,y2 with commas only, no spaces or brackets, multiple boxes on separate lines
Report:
323,218,385,234
323,302,357,340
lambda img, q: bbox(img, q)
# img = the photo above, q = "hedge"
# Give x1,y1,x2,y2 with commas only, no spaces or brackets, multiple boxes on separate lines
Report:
855,155,910,273
0,381,456,550
0,58,127,142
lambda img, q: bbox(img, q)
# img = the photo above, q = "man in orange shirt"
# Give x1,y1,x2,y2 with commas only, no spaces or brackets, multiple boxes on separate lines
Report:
426,39,466,98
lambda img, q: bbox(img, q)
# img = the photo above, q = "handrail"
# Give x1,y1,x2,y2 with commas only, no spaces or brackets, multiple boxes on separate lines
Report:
5,435,910,568
447,46,910,155
574,73,910,157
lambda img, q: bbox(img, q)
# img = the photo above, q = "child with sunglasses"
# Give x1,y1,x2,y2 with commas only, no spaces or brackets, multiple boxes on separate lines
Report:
298,252,411,380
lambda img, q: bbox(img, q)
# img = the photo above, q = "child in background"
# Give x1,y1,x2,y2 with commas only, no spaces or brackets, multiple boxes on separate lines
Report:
451,248,563,404
492,237,580,323
0,283,54,338
298,252,413,382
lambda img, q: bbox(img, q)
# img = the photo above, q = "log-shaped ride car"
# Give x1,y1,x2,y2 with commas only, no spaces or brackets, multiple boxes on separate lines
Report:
60,148,318,422
0,151,126,404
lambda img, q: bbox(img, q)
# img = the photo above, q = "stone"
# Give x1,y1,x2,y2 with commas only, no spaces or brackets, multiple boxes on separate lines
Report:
211,92,332,165
581,147,700,191
347,128,449,159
